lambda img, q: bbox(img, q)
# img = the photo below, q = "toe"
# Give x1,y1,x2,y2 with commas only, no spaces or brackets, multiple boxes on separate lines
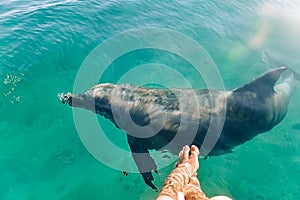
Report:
183,145,190,161
190,145,200,157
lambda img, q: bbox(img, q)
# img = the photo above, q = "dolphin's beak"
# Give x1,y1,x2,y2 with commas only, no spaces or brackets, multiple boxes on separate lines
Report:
58,92,92,110
58,92,72,105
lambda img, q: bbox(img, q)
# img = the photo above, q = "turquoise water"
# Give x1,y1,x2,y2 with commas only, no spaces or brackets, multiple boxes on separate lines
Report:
1,0,300,199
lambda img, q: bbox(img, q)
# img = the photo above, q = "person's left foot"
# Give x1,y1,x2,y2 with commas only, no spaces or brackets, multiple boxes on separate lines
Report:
177,145,190,165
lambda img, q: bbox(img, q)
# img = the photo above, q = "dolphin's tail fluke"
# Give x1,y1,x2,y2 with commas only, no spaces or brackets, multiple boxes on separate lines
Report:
261,51,300,81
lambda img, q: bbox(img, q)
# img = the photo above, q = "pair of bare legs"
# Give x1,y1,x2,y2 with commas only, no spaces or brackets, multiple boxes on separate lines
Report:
156,145,232,200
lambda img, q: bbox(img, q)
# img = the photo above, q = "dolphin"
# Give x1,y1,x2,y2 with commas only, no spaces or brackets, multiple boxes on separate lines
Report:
59,66,296,190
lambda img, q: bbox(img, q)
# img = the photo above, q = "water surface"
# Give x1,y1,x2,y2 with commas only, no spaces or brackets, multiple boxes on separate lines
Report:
1,0,300,199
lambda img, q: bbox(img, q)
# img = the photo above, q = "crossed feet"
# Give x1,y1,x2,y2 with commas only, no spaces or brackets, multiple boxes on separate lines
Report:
176,145,205,200
157,145,232,200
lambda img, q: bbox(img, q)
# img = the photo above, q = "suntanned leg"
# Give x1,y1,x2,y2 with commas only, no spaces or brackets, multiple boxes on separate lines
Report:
182,147,232,200
183,149,232,200
184,173,209,200
156,145,200,200
180,146,209,200
156,145,233,200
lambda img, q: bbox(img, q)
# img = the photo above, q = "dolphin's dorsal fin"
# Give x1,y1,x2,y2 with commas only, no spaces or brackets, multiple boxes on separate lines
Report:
233,67,288,98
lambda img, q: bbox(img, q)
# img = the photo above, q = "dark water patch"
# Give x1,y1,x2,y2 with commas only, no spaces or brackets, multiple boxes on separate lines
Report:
291,123,300,130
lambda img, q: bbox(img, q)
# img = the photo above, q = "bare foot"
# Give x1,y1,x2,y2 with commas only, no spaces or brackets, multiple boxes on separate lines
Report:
177,145,190,165
176,145,200,176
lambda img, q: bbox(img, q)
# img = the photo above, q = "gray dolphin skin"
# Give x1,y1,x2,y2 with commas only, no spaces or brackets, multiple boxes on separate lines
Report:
59,67,295,190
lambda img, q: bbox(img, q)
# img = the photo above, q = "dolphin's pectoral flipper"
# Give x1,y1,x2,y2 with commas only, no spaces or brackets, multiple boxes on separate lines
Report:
141,171,158,192
127,135,158,191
